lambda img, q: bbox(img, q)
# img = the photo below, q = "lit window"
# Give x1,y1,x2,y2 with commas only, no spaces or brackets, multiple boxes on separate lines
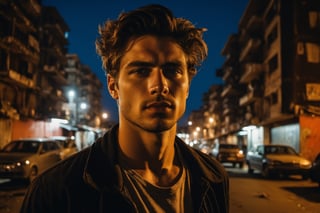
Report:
309,11,320,29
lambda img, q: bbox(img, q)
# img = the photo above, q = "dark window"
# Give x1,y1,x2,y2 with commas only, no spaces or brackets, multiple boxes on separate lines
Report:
268,54,278,74
267,25,278,48
265,2,278,26
271,91,278,104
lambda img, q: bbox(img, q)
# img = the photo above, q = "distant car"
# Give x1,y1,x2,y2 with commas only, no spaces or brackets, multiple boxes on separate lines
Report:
310,153,320,187
50,136,78,160
210,143,245,168
246,144,312,178
0,138,62,183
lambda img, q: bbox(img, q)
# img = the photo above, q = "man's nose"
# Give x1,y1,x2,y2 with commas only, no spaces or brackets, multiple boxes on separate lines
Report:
149,70,169,95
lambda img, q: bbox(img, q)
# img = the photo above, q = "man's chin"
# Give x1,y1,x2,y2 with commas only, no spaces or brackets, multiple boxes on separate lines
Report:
143,119,176,132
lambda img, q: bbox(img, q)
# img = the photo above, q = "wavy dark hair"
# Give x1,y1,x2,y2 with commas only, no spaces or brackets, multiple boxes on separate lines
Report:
96,4,208,80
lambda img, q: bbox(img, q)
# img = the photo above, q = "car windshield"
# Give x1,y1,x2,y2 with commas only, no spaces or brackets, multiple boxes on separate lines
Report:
265,146,297,155
1,141,40,153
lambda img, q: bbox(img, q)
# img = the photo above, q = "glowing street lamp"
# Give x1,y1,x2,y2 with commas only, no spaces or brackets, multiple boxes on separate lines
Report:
102,112,108,119
79,102,87,110
67,89,77,126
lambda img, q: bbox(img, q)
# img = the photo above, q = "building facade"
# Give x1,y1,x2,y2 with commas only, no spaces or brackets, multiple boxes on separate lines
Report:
188,0,320,161
0,0,103,148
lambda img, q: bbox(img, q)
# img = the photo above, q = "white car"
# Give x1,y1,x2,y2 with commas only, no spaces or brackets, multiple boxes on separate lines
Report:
0,138,62,183
246,144,312,179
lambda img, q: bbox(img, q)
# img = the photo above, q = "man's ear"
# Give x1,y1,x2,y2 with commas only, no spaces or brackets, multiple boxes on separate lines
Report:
107,74,119,99
186,85,189,99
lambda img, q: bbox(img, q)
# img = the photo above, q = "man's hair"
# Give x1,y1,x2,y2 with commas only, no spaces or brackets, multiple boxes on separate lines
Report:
96,4,208,79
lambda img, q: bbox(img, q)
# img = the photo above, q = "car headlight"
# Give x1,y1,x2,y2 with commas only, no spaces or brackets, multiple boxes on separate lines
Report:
300,159,312,168
3,162,21,170
237,150,244,158
13,160,30,168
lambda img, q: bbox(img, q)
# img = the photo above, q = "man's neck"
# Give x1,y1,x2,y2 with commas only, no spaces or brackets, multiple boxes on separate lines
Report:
117,122,181,186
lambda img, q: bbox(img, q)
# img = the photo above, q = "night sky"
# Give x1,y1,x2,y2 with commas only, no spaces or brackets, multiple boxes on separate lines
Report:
43,0,249,124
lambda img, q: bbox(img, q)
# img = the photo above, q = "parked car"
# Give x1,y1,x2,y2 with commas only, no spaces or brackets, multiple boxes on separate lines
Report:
50,136,78,160
310,153,320,187
0,138,62,183
210,143,245,168
246,144,312,178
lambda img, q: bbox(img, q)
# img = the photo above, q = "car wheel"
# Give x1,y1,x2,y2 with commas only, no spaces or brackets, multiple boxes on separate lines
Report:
247,163,254,174
239,162,244,168
28,166,38,183
261,165,270,178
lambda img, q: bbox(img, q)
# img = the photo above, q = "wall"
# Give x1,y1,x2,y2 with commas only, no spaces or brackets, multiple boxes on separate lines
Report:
300,115,320,161
271,123,300,152
0,119,12,148
11,119,62,140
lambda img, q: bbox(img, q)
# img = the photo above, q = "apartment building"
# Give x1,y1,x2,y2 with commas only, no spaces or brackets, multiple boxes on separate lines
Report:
0,0,103,148
189,0,320,160
64,54,103,128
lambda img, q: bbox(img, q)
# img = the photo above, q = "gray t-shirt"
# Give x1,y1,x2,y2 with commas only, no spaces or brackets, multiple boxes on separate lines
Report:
121,153,193,213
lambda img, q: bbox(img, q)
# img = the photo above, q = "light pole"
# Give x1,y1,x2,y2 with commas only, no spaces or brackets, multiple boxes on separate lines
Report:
67,89,77,126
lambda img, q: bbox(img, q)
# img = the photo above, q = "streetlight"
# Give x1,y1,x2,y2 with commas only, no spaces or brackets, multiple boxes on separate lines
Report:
68,90,75,101
67,89,77,126
79,102,87,110
102,112,108,119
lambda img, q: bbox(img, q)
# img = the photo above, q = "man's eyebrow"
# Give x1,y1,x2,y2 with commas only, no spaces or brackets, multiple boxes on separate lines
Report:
126,61,154,68
127,60,184,68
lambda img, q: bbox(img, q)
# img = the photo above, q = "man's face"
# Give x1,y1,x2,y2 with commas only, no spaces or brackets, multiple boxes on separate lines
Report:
108,35,190,132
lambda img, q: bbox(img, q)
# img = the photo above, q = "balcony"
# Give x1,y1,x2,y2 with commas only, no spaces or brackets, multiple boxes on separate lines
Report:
9,69,34,88
239,89,262,106
1,36,40,63
222,67,233,81
43,65,68,85
240,63,264,83
20,0,41,16
221,85,232,97
239,38,262,62
245,15,264,35
221,84,245,97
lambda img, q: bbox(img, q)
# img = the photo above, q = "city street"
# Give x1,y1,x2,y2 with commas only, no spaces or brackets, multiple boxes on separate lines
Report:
0,165,319,213
227,164,320,213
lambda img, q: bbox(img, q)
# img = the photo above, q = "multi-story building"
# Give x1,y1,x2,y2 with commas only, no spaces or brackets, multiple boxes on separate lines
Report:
39,6,70,120
0,0,42,121
64,54,102,128
189,0,320,161
0,1,103,148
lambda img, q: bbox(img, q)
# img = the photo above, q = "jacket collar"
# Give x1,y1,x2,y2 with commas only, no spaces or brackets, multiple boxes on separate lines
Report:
83,124,226,190
83,125,124,191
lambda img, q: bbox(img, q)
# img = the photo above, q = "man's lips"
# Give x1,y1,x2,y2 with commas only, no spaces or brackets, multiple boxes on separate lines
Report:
145,101,173,109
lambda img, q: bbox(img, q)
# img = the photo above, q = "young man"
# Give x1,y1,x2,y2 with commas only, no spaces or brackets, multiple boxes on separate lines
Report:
21,4,229,212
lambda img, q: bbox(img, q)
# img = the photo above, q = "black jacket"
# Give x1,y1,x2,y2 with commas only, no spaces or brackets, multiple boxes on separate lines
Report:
21,125,229,213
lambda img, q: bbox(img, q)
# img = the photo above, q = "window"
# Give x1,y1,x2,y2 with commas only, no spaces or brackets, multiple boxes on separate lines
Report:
266,25,277,48
309,11,320,30
306,42,320,63
265,2,278,26
268,54,278,74
271,91,278,104
0,51,6,70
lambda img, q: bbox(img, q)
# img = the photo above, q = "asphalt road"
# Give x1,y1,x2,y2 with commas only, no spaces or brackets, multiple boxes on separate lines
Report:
227,164,320,213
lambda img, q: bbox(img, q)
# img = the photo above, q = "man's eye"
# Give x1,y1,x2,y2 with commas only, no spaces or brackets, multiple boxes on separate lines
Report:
163,68,183,78
134,68,150,76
